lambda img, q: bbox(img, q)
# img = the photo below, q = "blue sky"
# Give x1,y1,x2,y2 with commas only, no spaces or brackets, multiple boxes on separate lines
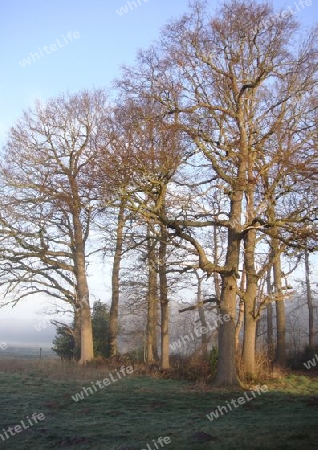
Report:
0,0,317,344
0,0,317,146
0,0,192,144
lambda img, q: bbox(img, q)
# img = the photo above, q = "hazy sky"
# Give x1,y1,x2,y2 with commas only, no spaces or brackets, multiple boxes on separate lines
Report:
0,0,317,345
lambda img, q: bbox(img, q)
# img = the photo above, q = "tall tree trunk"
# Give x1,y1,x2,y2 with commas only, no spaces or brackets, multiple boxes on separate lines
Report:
214,197,241,387
76,262,93,364
159,222,169,370
213,225,222,301
241,121,260,379
73,306,81,361
196,274,209,357
305,245,314,351
76,258,92,364
235,269,245,350
80,301,93,364
273,244,286,367
68,174,94,364
109,200,126,357
146,225,159,363
153,292,159,361
215,274,239,386
242,228,258,379
266,269,274,359
73,212,93,364
214,103,248,387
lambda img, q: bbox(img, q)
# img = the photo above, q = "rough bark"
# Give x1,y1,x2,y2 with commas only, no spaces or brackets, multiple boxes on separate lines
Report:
196,275,209,357
73,306,81,361
235,269,245,350
109,200,126,357
266,269,274,359
153,291,159,361
273,245,286,367
242,229,258,379
159,222,169,370
146,226,159,363
214,198,242,387
215,97,248,387
73,213,93,364
305,246,315,350
213,225,222,302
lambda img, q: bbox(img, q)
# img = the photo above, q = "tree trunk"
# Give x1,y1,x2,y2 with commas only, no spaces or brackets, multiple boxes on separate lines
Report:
153,293,159,361
80,302,93,363
242,305,257,380
273,245,286,367
266,269,274,359
76,256,93,363
242,228,258,380
72,212,93,364
67,173,94,364
214,198,241,387
215,277,239,386
159,222,169,370
213,225,222,301
235,269,245,350
109,200,126,357
73,306,81,361
196,275,209,357
77,270,93,364
305,246,314,350
146,226,159,363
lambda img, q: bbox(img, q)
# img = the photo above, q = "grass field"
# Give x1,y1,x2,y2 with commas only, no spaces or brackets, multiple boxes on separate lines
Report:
0,360,317,450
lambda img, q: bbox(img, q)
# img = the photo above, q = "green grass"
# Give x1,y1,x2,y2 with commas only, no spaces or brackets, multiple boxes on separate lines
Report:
0,360,317,449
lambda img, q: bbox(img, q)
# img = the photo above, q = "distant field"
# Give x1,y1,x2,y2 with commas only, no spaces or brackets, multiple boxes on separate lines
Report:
0,346,57,360
0,360,317,450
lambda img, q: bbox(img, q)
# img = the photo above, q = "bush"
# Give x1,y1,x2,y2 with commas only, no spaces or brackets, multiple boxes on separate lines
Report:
52,300,110,360
52,326,75,361
168,353,213,382
209,347,218,375
92,301,110,358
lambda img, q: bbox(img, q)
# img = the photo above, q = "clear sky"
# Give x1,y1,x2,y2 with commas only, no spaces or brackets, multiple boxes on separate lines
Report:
0,0,317,345
0,0,317,144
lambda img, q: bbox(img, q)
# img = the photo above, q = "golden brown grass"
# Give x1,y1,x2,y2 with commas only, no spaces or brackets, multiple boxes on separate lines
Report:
0,358,113,381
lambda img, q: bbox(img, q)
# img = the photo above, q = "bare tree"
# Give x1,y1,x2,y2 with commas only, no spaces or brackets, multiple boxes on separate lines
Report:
116,0,317,385
0,89,109,363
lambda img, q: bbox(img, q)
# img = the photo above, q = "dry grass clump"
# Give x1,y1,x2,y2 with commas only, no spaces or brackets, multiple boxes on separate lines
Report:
0,358,113,381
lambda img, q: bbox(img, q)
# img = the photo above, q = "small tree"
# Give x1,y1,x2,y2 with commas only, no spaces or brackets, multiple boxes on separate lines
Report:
52,325,75,361
92,300,110,357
